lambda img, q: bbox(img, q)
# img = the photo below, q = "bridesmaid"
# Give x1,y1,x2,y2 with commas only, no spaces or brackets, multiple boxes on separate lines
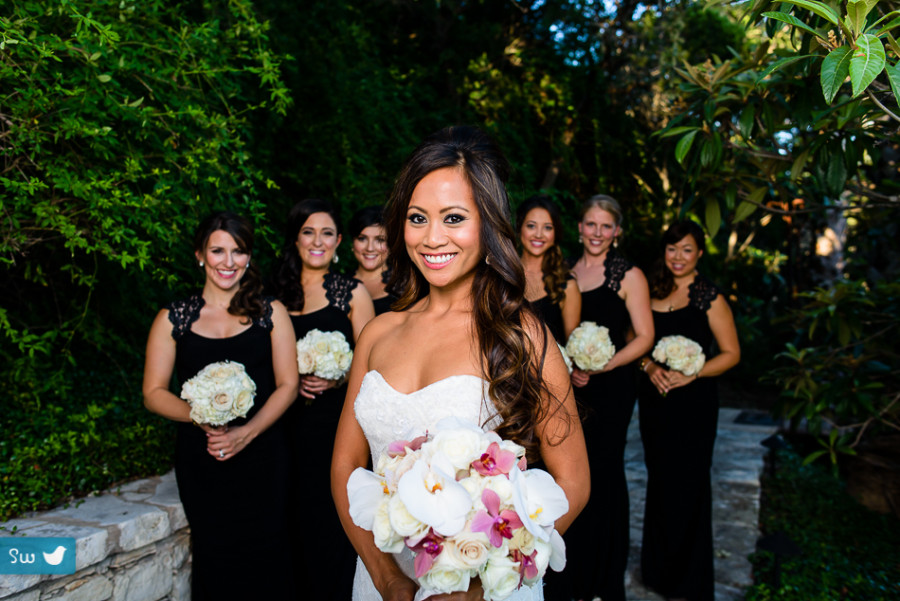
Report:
272,198,375,601
516,195,581,343
637,220,740,601
143,212,298,600
349,205,394,315
560,195,654,601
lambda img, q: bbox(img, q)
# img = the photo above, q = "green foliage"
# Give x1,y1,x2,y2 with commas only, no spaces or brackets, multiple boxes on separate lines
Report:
768,280,900,464
0,361,173,521
745,447,900,600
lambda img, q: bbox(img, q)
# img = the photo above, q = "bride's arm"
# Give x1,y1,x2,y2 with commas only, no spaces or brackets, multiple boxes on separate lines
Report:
331,318,417,601
530,320,591,534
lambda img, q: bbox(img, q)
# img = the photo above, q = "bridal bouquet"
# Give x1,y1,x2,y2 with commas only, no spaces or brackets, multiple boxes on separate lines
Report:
181,361,256,425
564,321,615,371
347,418,568,601
651,335,705,376
296,329,353,381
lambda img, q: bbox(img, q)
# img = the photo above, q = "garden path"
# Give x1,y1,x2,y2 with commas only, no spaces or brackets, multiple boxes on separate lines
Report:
623,407,779,601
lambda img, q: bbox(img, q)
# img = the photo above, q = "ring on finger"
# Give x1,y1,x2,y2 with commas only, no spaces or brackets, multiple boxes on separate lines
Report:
219,449,225,458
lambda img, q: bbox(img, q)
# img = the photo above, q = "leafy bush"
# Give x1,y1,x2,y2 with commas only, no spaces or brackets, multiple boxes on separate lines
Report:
745,447,900,601
769,280,900,464
0,361,174,521
1,0,290,520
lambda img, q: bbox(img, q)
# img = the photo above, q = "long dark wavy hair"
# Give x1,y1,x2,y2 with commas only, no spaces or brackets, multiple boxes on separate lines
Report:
384,125,568,457
648,220,707,299
516,195,570,304
273,198,342,312
193,211,264,320
348,205,385,239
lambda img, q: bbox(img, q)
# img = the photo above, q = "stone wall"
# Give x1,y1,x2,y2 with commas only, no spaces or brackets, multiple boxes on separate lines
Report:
0,471,190,601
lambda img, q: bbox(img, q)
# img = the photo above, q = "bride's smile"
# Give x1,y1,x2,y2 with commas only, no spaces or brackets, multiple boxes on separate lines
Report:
405,167,483,287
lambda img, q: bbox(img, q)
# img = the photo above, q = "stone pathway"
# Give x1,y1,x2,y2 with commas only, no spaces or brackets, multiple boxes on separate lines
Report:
623,407,778,601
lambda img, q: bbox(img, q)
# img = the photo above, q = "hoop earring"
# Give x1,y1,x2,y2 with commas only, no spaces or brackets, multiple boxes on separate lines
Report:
485,255,492,266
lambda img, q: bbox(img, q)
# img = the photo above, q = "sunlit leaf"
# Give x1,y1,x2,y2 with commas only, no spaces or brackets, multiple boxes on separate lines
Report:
884,62,900,110
821,46,852,104
874,13,900,36
675,130,698,165
850,34,886,97
761,11,823,39
657,126,701,139
846,0,874,37
777,0,840,26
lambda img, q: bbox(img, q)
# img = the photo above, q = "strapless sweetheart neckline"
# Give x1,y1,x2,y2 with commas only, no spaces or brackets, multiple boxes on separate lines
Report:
362,369,487,397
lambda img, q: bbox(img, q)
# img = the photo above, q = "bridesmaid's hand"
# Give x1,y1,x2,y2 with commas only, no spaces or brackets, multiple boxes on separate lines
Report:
570,368,590,388
195,422,227,436
299,374,338,399
664,370,698,393
207,425,253,461
646,362,672,396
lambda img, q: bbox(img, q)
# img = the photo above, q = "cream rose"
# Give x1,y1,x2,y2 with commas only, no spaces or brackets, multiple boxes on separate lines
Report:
419,552,472,595
479,550,521,601
372,498,404,553
443,530,490,570
387,495,428,538
429,427,487,472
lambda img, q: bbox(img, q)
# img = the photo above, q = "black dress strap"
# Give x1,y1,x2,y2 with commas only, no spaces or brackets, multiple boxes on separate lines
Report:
253,297,276,331
324,272,359,314
166,293,204,340
688,275,721,312
603,250,633,294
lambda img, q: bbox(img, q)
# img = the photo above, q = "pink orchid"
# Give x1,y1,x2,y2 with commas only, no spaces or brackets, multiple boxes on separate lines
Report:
407,528,444,578
512,548,539,585
471,442,517,477
387,433,429,457
471,488,524,547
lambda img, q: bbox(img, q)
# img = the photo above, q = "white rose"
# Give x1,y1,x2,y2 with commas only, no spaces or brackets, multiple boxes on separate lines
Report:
479,550,521,601
296,349,315,374
419,552,472,594
387,495,428,538
666,341,687,362
444,530,490,570
372,498,405,553
508,526,535,555
211,391,233,411
429,428,486,472
233,389,254,417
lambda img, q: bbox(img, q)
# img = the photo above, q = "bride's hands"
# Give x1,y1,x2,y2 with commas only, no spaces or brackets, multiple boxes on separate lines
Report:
378,574,418,601
299,374,338,399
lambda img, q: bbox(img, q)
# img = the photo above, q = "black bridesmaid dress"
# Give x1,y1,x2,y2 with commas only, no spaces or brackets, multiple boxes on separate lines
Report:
545,250,636,601
529,276,569,345
285,272,358,601
638,275,721,601
371,269,396,316
169,294,294,601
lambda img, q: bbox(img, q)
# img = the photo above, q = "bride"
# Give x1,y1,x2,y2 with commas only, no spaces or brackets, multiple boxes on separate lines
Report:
332,126,590,601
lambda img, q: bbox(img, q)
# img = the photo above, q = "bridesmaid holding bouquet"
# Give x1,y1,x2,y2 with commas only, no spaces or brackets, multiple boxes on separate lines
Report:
637,220,740,601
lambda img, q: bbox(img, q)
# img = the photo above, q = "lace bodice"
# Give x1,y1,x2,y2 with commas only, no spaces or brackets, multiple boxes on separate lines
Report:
351,370,543,601
687,275,720,312
166,293,274,339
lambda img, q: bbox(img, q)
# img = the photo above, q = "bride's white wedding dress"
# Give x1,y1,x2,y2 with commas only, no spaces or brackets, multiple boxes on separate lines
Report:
351,370,544,601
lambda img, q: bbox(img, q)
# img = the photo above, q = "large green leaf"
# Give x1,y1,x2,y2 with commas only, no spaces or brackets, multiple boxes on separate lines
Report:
761,11,822,38
675,130,698,165
820,45,852,104
885,61,900,111
657,126,700,139
825,150,848,197
705,199,722,239
734,186,767,223
873,11,900,36
738,106,755,139
778,0,840,26
846,0,875,37
850,34,886,97
790,148,811,183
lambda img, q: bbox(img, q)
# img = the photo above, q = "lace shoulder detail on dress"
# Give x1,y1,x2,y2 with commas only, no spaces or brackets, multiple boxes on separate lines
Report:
324,272,359,314
603,250,633,294
689,275,721,312
166,294,204,340
250,296,275,331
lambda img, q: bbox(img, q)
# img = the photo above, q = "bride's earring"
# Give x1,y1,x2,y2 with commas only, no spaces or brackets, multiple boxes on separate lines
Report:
485,255,492,266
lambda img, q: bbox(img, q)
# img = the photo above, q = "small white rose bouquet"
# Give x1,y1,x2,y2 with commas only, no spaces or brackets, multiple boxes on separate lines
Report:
296,329,353,381
180,361,256,426
347,417,568,601
564,321,616,372
651,335,705,376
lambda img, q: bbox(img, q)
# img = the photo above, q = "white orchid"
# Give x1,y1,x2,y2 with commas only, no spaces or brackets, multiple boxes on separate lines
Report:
397,455,473,537
510,467,569,541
